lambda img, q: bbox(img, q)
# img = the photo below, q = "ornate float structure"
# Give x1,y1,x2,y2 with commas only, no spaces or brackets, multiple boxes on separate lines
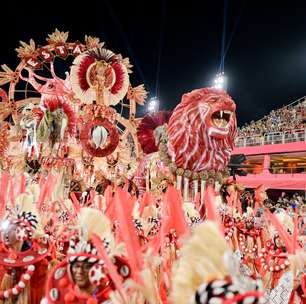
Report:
0,29,147,200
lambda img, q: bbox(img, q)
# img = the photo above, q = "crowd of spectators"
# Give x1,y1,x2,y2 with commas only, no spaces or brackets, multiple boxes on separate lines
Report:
237,99,306,138
273,191,305,210
241,190,305,214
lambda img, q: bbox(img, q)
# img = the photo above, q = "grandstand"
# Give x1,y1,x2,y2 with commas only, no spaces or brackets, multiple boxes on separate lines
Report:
235,96,306,147
233,96,306,193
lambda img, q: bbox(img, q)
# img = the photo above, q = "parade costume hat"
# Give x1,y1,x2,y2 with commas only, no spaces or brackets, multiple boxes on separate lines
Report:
0,182,50,268
0,180,50,301
171,221,264,304
45,207,131,304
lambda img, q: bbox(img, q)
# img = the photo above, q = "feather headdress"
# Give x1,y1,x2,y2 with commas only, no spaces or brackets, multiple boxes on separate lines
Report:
171,220,263,304
68,207,118,262
171,221,228,304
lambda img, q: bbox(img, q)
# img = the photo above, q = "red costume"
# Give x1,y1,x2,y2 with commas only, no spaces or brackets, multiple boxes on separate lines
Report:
0,213,51,304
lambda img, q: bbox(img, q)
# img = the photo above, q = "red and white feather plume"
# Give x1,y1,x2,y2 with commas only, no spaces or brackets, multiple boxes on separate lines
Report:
137,111,172,155
70,48,129,105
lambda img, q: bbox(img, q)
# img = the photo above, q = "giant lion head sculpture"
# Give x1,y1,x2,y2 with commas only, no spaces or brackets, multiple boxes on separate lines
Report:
167,88,237,172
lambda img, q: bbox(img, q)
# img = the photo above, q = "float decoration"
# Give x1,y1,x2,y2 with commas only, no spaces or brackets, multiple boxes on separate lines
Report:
0,29,146,190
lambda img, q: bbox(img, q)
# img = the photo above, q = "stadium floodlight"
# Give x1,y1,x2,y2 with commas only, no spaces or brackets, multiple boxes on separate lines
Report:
213,72,227,90
148,96,159,112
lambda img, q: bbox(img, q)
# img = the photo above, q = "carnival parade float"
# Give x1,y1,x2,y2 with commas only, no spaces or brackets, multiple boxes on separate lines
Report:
0,29,303,303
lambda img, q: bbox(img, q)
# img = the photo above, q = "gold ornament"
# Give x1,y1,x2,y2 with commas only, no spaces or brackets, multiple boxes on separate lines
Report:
47,29,69,44
0,65,19,85
122,57,133,74
183,170,192,178
84,35,105,49
15,39,37,58
127,84,147,105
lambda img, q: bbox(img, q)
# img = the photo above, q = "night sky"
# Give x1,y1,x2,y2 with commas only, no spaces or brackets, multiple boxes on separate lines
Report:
1,0,306,125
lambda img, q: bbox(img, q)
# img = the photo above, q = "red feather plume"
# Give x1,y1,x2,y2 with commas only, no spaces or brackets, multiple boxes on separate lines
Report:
137,111,172,154
91,234,128,303
114,188,143,282
78,55,95,91
8,177,15,210
266,210,294,254
0,89,8,103
104,186,116,220
204,185,223,234
110,62,124,94
163,186,189,237
19,174,26,194
139,191,156,216
37,174,55,210
0,172,9,219
69,192,81,214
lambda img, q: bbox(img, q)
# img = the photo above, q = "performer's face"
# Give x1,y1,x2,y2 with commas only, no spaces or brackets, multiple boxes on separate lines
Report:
71,261,93,289
1,224,19,247
274,235,283,248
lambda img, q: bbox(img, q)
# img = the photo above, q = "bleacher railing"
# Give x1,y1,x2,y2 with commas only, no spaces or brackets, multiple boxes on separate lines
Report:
235,128,306,147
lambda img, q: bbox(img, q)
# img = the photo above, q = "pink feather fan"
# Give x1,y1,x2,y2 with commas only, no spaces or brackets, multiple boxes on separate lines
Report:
91,234,128,303
37,174,56,210
163,186,189,237
266,210,295,254
114,188,143,282
204,184,224,234
0,171,9,218
139,191,157,217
